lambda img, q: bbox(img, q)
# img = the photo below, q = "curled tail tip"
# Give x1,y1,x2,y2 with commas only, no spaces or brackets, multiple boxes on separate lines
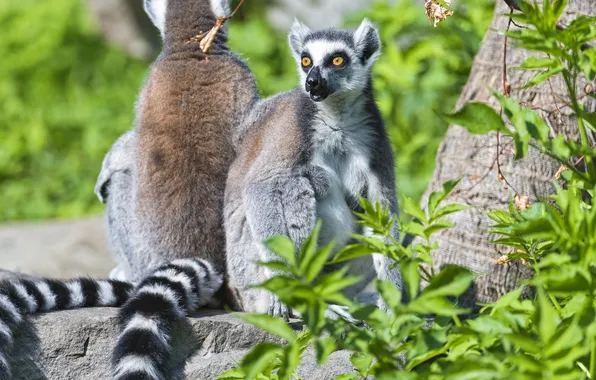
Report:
113,258,223,380
113,354,166,380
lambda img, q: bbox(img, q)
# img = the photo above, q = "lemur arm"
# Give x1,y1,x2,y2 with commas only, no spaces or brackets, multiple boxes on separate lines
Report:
244,172,318,264
243,171,318,319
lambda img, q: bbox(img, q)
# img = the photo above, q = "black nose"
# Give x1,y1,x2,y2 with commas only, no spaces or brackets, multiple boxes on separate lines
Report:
305,67,322,91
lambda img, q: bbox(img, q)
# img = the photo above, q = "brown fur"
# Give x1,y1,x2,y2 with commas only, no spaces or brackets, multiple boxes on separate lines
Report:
131,0,257,307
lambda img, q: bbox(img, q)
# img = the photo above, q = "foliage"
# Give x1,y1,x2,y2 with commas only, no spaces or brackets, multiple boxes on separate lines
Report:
218,1,596,379
0,0,148,221
0,0,493,221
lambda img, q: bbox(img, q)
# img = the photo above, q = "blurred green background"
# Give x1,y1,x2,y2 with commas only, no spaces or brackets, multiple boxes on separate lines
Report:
0,0,494,222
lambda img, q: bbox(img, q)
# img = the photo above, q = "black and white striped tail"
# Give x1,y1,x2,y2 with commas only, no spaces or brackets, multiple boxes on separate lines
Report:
0,278,134,379
112,258,223,380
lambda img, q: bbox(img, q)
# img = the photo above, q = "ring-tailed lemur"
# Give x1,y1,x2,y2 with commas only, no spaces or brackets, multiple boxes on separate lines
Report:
105,0,259,377
225,19,403,321
0,0,258,379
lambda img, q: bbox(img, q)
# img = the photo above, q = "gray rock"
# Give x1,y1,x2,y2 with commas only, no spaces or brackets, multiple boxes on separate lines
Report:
10,309,357,380
0,217,114,279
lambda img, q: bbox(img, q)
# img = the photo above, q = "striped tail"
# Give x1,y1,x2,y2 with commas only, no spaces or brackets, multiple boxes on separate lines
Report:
0,278,134,380
112,258,223,380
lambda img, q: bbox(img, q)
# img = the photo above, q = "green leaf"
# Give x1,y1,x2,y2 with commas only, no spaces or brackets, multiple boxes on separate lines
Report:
441,102,510,135
507,354,542,374
402,196,428,223
305,239,335,282
522,65,563,88
544,323,583,358
579,109,596,132
314,337,336,365
278,342,301,380
579,48,596,80
504,333,541,354
431,203,469,222
422,265,475,299
236,313,296,341
334,375,359,380
330,244,376,264
240,342,283,379
298,221,323,278
350,352,374,374
257,261,294,275
264,235,296,267
536,288,558,344
485,286,524,312
215,368,246,380
427,178,463,217
552,0,568,21
467,315,513,334
518,56,559,70
317,267,361,300
485,209,516,225
491,89,550,159
423,219,454,239
376,280,403,311
400,259,420,301
408,295,469,316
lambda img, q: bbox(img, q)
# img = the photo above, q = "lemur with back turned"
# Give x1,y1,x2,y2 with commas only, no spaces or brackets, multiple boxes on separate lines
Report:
225,19,403,321
0,0,258,379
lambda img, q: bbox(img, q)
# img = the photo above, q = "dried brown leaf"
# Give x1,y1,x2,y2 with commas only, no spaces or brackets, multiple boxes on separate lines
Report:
514,193,531,211
425,0,454,27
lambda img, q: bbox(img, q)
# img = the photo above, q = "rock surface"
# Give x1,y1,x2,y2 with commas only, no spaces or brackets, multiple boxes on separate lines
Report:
10,308,357,380
0,217,113,279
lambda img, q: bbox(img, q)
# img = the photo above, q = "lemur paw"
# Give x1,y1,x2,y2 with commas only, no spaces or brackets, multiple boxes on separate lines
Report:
268,295,292,322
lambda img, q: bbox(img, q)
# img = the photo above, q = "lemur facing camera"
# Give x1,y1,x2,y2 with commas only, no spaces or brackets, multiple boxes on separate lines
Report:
0,0,258,379
225,19,403,321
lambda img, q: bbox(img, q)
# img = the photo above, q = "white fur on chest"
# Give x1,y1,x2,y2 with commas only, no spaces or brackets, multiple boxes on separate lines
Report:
310,107,378,249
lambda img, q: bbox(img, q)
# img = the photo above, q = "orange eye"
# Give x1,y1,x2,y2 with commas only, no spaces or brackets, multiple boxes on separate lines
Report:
333,56,344,66
301,57,312,67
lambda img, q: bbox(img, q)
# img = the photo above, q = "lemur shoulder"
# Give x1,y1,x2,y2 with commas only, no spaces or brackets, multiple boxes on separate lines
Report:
225,19,403,321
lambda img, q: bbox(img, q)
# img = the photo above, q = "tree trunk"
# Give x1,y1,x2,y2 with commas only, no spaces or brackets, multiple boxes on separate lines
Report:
419,0,596,306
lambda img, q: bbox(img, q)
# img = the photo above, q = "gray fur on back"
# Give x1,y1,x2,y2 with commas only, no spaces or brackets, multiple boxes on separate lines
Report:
95,130,137,281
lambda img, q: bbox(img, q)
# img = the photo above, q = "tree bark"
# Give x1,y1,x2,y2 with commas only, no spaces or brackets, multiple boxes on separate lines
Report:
419,0,596,306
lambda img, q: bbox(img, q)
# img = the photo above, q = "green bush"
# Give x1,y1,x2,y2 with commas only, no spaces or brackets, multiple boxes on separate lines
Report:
0,0,148,221
217,1,596,379
0,0,492,222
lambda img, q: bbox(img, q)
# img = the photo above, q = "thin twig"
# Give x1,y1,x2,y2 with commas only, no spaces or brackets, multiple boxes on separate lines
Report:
496,11,521,195
188,0,247,54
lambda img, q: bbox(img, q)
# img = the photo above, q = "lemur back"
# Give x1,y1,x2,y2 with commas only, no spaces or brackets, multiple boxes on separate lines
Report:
225,19,403,321
132,1,257,284
0,1,258,379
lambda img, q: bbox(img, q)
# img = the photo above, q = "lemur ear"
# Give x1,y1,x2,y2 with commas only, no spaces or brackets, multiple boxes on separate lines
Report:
353,18,381,65
288,19,311,59
144,0,168,37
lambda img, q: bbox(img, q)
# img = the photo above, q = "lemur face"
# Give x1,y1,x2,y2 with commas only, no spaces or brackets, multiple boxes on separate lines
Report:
289,19,381,102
